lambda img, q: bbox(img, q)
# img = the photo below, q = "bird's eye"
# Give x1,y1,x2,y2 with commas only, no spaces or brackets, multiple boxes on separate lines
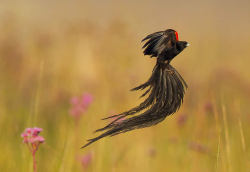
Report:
175,32,179,41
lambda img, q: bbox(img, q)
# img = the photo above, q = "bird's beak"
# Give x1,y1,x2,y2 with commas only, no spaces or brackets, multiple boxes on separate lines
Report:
186,43,190,47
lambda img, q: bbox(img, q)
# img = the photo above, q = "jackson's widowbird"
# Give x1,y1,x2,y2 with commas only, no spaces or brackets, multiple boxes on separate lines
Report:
82,29,189,148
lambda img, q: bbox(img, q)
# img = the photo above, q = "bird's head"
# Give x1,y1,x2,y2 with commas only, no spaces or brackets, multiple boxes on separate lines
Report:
176,41,189,52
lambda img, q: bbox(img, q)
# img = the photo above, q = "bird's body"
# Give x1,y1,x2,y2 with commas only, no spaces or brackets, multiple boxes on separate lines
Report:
82,29,189,148
143,29,189,62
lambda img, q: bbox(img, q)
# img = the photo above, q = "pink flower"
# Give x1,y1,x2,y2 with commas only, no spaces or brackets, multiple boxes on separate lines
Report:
21,133,29,143
177,114,188,127
82,93,93,106
204,102,214,114
21,127,45,145
30,136,45,144
80,152,93,169
25,128,33,134
21,127,45,172
32,128,43,136
69,93,93,118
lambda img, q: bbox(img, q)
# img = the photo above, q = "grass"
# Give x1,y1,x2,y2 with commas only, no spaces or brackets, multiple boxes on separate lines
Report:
0,6,250,171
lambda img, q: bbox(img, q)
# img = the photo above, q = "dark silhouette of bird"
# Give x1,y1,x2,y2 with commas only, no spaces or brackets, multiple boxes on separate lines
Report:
82,29,189,148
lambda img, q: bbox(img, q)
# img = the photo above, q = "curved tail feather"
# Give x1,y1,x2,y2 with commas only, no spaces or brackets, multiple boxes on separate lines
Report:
81,62,187,148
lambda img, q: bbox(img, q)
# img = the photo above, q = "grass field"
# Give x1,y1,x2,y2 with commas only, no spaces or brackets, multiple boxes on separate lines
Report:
0,1,250,171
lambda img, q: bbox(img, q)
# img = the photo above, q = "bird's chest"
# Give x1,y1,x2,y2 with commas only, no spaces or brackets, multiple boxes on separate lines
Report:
162,48,179,60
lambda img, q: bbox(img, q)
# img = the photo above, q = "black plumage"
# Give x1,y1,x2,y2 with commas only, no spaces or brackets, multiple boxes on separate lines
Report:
82,29,189,148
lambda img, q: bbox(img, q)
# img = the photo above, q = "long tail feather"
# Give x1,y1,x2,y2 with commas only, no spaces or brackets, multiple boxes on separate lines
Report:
82,62,187,148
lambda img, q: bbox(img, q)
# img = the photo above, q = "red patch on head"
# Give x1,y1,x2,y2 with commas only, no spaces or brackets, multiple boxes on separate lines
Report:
175,32,179,41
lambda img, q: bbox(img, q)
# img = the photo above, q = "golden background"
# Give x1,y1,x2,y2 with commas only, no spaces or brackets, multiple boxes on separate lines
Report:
0,0,249,171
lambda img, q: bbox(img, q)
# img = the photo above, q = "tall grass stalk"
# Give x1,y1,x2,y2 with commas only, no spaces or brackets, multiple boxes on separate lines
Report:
33,60,44,125
222,105,232,172
213,105,221,172
238,118,246,152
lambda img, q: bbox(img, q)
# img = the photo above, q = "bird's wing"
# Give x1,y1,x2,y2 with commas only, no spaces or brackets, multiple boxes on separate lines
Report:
142,29,177,57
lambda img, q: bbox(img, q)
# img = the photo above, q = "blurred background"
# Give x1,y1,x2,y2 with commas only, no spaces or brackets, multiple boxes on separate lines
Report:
0,0,250,171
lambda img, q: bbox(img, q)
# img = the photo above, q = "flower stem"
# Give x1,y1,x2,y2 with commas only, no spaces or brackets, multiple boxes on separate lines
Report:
32,150,37,172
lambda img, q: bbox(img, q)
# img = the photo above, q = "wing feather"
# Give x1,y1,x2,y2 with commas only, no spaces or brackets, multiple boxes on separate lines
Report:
142,29,177,57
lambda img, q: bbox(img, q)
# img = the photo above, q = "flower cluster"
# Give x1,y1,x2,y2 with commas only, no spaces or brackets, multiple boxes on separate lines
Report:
21,127,45,144
21,127,45,172
69,93,93,118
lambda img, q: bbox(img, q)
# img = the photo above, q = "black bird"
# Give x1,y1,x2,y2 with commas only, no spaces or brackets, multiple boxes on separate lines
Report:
82,29,189,148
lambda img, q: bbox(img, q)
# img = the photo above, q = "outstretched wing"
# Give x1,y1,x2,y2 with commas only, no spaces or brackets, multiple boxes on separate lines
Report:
142,29,178,57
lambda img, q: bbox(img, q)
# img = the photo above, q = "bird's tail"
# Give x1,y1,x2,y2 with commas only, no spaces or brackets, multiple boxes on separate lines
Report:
81,62,187,148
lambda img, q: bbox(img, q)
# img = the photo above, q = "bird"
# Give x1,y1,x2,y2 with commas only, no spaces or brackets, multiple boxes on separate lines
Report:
81,29,189,148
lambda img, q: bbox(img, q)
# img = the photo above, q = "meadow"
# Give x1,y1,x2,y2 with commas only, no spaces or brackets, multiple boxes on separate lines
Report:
0,1,250,171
